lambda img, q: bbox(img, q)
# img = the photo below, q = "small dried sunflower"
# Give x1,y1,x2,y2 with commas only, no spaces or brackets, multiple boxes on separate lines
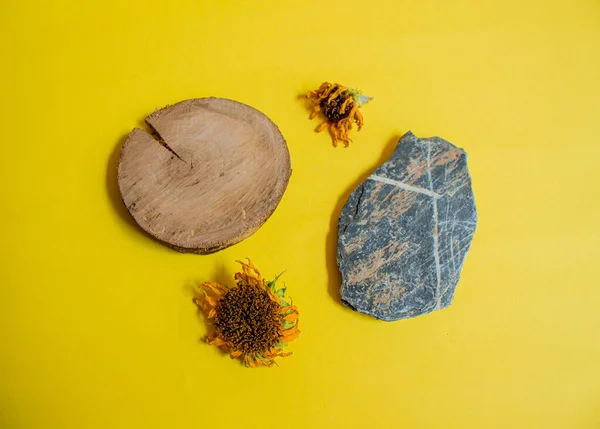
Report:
195,259,300,368
306,82,372,147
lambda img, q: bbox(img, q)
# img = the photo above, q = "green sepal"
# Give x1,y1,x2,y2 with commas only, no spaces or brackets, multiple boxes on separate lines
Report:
276,286,286,299
267,271,286,293
348,86,373,107
282,320,296,330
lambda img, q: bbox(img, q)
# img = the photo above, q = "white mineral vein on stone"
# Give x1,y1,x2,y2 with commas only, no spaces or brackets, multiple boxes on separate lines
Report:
368,161,444,308
439,219,477,227
368,175,441,198
450,226,456,273
426,143,443,310
446,204,457,274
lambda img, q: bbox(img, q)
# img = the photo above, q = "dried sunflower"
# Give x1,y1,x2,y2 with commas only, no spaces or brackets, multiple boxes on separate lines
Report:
195,259,300,368
306,82,372,147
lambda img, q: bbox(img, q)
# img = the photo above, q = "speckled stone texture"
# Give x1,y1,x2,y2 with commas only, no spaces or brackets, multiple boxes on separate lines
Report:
337,131,477,321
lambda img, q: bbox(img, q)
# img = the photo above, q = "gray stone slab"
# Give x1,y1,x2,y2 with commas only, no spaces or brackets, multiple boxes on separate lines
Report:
337,131,477,321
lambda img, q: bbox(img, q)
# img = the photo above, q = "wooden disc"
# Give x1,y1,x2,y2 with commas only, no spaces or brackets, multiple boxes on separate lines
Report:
118,98,291,254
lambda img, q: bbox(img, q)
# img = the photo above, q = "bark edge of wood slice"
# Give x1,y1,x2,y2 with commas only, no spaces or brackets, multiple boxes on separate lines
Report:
117,98,291,254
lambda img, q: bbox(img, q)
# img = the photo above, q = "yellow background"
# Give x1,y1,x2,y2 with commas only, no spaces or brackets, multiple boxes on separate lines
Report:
1,0,599,428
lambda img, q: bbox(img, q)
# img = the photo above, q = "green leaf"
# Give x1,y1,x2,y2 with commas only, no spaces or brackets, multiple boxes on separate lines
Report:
281,299,290,307
275,342,288,348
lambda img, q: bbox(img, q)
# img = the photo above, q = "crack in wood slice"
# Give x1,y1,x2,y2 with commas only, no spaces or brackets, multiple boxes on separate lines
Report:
117,98,291,254
145,119,186,162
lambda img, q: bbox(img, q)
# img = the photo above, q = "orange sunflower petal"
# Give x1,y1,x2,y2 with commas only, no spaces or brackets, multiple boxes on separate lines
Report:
340,96,354,112
202,282,227,296
355,109,364,130
347,104,358,125
283,312,298,322
196,290,218,308
281,327,300,337
280,331,300,342
281,323,300,336
316,121,329,133
262,359,275,368
320,82,335,99
207,336,227,347
265,348,293,359
245,354,259,368
194,298,209,311
327,86,345,103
